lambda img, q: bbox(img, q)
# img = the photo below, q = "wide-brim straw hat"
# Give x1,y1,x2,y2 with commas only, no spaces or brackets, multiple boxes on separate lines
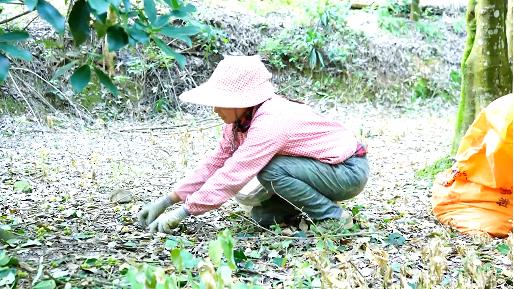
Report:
179,55,276,108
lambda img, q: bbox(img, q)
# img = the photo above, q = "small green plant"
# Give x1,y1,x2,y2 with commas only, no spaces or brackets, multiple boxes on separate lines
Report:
377,6,409,36
416,155,454,181
124,229,262,289
415,20,443,41
194,24,229,58
0,250,19,288
411,77,433,100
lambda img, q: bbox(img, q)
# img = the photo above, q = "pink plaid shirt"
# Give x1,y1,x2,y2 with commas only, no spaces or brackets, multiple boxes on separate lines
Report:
175,96,360,215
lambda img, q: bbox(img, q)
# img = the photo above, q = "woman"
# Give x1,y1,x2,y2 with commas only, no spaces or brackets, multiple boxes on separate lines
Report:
138,55,369,233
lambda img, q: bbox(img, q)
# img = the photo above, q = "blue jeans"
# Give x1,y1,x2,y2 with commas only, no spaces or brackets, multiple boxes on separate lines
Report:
251,155,369,226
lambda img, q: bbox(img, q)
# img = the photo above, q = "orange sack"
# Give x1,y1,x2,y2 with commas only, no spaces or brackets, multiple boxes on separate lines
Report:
432,94,513,237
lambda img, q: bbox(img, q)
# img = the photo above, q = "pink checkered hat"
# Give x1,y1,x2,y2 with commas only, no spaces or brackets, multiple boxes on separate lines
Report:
179,55,276,108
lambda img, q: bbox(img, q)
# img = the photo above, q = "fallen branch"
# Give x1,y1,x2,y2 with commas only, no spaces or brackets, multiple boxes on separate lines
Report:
0,10,32,25
9,72,41,126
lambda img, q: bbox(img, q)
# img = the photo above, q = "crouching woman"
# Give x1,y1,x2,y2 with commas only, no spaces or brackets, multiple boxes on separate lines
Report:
138,55,369,233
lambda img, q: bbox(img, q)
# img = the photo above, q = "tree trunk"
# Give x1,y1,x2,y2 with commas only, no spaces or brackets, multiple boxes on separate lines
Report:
452,0,513,154
411,0,421,21
507,0,513,62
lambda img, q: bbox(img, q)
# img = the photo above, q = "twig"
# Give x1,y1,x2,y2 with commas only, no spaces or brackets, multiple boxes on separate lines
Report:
22,15,39,30
117,118,220,132
31,256,44,286
12,72,57,113
9,72,41,126
118,123,188,132
10,67,93,123
0,10,32,25
235,212,278,236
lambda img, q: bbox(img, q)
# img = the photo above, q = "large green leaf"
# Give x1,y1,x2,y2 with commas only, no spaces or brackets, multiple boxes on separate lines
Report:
144,0,157,24
0,55,9,83
154,15,171,28
69,0,91,45
153,37,186,69
23,0,37,10
70,65,91,93
36,0,65,34
88,0,110,14
0,31,30,42
127,25,149,44
106,25,128,51
0,43,32,61
94,67,119,96
160,25,200,47
161,25,200,36
51,60,77,80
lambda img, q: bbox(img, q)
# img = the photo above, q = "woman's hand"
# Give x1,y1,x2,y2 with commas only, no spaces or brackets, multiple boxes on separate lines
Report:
148,206,189,233
138,194,175,227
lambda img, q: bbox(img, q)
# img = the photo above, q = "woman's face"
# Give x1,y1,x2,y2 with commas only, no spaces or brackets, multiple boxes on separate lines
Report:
213,107,247,124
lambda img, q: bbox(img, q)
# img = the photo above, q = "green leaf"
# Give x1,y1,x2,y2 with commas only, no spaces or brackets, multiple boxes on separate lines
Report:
164,0,180,9
23,0,37,10
160,25,200,47
0,228,15,242
164,239,178,250
88,0,110,14
144,0,157,24
208,239,223,267
127,26,149,44
386,232,406,246
161,25,200,36
170,3,196,19
94,67,119,96
122,0,130,12
106,25,129,51
93,20,109,38
153,37,186,69
154,15,171,28
33,279,56,289
0,268,16,287
51,61,77,80
37,0,65,34
0,251,10,266
69,0,91,45
0,55,9,83
0,31,30,42
170,248,183,272
219,229,236,270
496,243,510,255
308,49,317,68
0,43,32,61
70,65,91,93
13,180,32,193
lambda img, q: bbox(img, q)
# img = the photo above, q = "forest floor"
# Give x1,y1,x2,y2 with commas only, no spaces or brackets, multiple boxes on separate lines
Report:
1,101,512,288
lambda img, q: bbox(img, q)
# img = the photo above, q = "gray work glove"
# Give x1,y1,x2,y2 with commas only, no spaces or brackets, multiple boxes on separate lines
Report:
148,206,189,233
138,194,174,227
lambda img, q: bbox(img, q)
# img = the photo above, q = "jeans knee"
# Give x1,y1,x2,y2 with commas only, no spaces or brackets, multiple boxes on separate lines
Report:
257,156,288,184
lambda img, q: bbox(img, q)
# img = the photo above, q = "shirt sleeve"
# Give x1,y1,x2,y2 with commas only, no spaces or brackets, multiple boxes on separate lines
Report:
184,115,288,215
174,125,234,201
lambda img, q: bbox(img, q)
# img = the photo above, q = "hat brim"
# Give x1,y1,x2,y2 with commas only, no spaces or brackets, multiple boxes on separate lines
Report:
179,82,275,108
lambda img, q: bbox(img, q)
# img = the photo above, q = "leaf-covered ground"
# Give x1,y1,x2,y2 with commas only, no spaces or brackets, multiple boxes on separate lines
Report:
1,101,512,288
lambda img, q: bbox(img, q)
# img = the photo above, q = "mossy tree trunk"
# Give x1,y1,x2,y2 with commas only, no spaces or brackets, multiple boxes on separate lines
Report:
452,0,513,154
507,0,513,62
411,0,421,21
